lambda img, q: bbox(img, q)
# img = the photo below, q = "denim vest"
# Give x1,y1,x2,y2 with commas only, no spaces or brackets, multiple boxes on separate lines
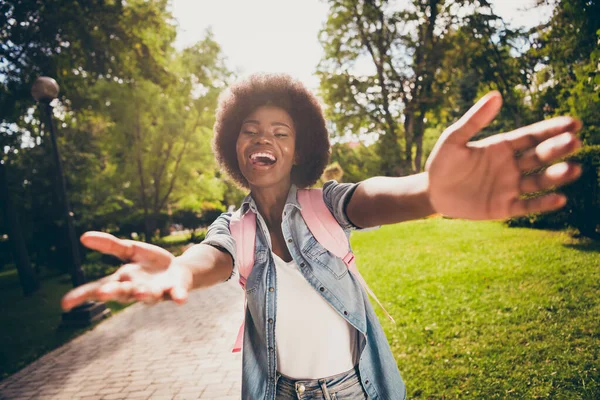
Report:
203,181,406,400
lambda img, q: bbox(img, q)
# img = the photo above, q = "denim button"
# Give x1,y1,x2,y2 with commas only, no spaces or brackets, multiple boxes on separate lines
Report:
268,318,273,324
296,383,305,394
269,287,274,292
287,238,292,243
319,287,325,292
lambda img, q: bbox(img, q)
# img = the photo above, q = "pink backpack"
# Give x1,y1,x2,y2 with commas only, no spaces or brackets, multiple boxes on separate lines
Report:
229,188,394,353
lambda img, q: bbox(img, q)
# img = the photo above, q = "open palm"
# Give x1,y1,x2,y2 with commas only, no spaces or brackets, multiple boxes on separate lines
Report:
426,92,582,220
61,232,192,311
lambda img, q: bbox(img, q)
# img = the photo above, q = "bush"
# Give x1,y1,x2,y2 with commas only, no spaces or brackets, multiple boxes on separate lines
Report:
172,201,224,242
189,230,206,244
507,145,600,239
114,211,170,241
82,263,118,280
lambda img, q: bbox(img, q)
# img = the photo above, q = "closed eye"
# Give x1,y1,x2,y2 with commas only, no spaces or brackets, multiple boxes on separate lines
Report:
243,130,258,135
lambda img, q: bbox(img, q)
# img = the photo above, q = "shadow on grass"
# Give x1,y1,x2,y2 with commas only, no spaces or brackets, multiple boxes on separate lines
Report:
563,239,600,253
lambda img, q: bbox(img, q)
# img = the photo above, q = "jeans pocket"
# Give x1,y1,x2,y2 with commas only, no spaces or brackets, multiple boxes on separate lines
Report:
331,383,369,399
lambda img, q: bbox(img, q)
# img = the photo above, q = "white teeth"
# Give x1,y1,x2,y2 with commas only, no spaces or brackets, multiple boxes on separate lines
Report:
250,152,276,161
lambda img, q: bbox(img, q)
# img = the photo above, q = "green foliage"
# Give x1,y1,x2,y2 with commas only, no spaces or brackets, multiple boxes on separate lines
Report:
82,262,118,281
528,1,600,145
352,219,600,398
0,0,175,132
1,0,233,282
433,12,532,134
508,146,600,239
504,1,600,237
322,161,345,182
318,0,523,174
172,201,224,242
329,142,382,182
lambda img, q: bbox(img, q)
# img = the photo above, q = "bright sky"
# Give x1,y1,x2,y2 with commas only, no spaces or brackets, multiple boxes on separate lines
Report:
170,0,553,91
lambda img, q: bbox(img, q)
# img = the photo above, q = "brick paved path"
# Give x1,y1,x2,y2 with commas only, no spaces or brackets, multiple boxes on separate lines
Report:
0,280,244,400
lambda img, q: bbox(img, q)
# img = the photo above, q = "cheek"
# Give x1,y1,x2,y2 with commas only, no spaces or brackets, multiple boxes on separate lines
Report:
235,137,244,162
288,143,298,165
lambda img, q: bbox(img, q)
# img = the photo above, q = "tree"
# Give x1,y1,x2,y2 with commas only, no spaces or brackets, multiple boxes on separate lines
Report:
318,0,455,175
85,33,231,242
0,162,39,295
505,0,600,238
0,0,228,292
329,141,382,182
318,0,526,174
529,0,600,145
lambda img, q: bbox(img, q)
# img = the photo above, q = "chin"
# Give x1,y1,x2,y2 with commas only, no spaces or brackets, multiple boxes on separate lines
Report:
245,173,292,190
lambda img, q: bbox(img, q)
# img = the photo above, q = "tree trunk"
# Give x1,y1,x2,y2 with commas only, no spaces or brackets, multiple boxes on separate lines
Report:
143,213,155,243
404,110,415,174
413,114,425,172
0,163,39,296
377,129,402,177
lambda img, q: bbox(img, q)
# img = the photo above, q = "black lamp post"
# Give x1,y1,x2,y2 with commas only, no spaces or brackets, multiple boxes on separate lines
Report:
32,77,110,326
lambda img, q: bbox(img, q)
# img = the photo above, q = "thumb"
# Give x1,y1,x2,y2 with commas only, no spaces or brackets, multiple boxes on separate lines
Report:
443,91,503,146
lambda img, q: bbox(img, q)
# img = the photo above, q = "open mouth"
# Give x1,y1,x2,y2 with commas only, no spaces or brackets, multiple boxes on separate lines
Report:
249,152,277,167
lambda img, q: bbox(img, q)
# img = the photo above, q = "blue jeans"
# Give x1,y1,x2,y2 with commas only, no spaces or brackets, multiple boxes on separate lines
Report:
275,366,369,399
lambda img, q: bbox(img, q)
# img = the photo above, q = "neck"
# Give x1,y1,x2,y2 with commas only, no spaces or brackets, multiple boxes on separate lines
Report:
250,180,291,228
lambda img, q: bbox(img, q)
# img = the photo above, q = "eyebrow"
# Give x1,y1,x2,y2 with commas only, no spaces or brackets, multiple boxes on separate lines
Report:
242,120,292,130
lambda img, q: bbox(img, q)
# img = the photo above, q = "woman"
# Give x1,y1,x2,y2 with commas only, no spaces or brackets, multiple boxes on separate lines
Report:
62,74,582,399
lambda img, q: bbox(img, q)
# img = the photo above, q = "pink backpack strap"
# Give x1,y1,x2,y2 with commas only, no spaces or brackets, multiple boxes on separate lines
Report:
298,189,395,324
229,208,256,353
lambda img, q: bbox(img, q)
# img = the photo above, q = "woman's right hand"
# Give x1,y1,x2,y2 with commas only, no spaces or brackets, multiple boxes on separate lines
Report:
61,232,193,311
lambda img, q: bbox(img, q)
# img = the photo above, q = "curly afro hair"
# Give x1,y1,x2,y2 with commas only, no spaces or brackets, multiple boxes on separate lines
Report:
212,73,330,189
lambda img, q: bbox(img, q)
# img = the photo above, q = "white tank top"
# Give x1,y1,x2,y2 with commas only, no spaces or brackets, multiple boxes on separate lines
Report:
272,252,358,379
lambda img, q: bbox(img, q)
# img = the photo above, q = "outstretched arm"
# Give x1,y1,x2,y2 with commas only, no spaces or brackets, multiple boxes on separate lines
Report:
346,92,582,229
61,227,234,311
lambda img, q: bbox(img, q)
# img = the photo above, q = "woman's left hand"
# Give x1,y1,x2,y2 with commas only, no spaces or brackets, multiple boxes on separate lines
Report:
426,91,583,220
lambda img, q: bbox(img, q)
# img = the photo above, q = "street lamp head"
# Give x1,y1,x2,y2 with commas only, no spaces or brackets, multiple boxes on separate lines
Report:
31,76,60,103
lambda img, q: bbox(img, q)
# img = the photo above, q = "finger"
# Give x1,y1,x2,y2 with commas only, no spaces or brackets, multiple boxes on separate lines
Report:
167,286,189,304
132,283,151,302
61,280,105,311
80,232,173,267
509,193,567,217
504,117,582,152
122,240,174,269
145,283,165,305
132,282,162,305
519,162,582,194
113,281,136,304
96,281,135,303
80,232,134,260
444,91,503,145
516,132,582,172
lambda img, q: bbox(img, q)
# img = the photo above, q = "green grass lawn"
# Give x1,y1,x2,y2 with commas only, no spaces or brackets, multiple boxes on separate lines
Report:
351,218,600,399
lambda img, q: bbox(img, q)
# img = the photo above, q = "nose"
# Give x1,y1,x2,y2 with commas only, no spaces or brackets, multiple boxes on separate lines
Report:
254,131,273,144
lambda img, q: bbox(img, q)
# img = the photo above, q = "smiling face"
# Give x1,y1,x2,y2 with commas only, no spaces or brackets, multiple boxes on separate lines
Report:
236,105,297,190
